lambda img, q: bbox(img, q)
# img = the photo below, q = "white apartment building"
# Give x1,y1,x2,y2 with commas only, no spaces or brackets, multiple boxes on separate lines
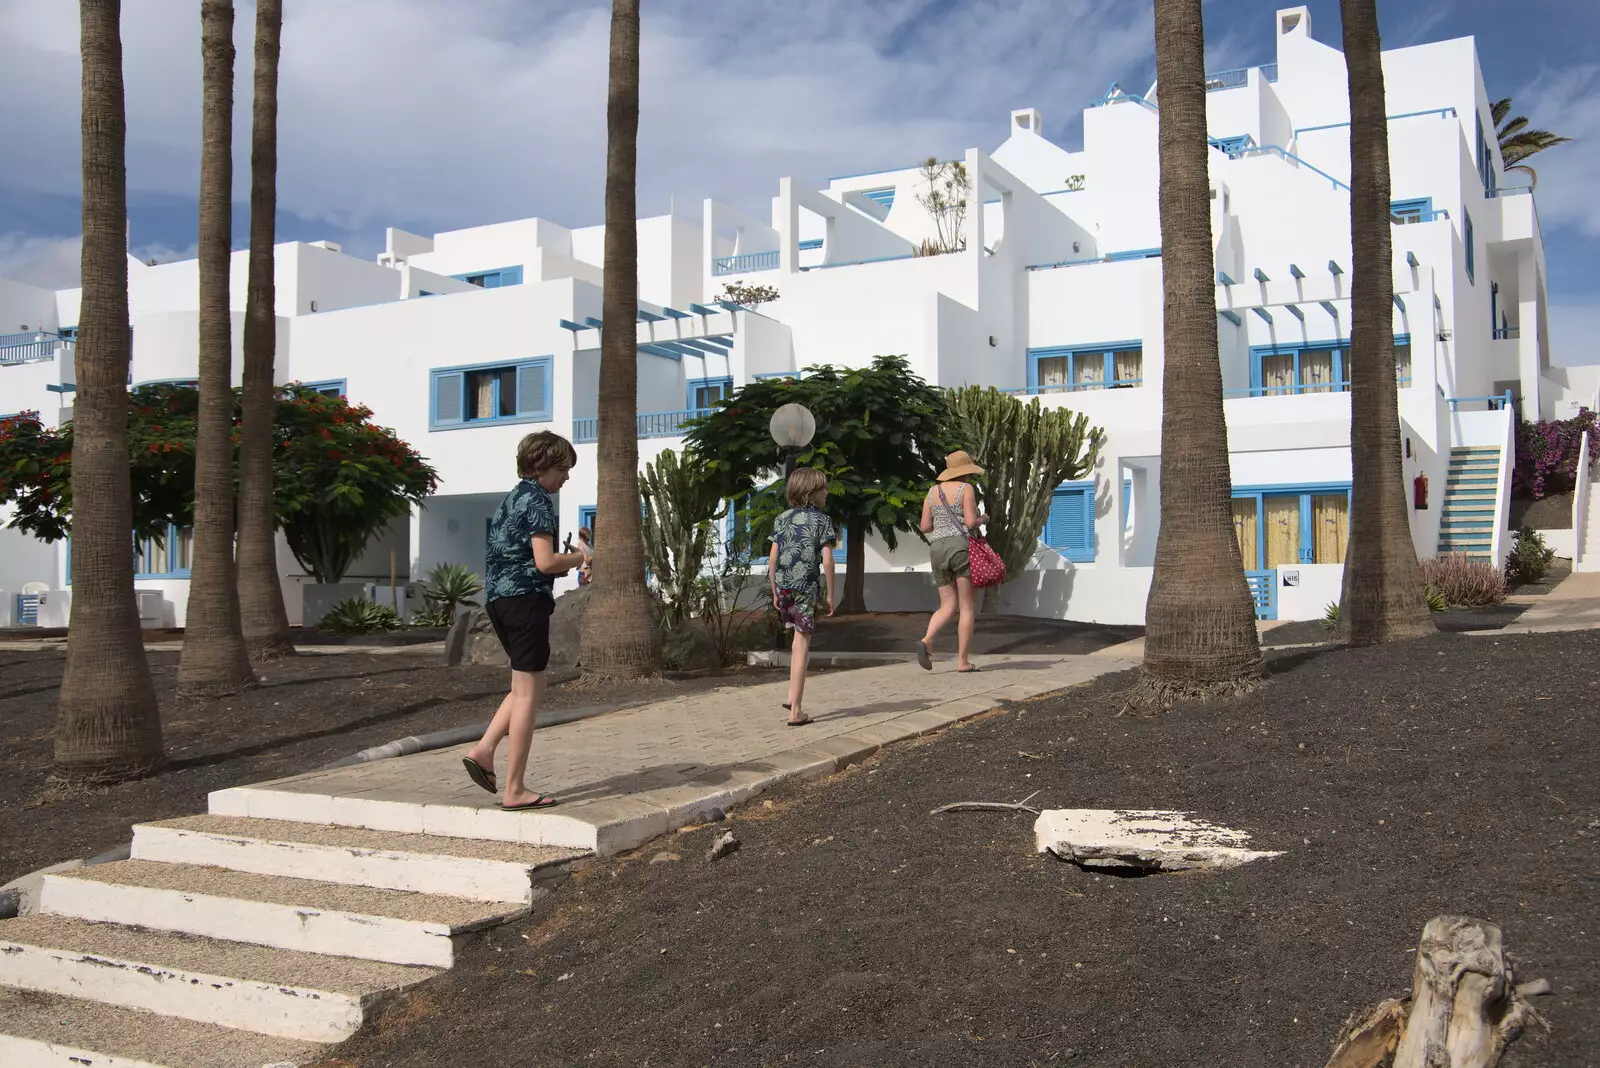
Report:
2,6,1595,630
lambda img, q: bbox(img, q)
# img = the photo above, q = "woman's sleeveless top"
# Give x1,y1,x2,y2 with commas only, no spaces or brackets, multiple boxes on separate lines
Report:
928,483,967,540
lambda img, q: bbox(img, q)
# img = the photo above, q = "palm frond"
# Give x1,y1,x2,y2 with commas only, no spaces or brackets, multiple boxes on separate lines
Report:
1491,97,1514,125
1496,115,1530,140
1501,129,1574,167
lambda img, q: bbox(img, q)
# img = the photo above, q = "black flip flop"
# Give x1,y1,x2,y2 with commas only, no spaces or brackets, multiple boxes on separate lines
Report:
957,666,982,673
786,715,813,727
502,794,560,811
462,757,497,794
916,640,933,671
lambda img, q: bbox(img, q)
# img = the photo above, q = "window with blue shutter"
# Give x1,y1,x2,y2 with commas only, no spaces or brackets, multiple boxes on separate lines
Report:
429,357,552,430
452,266,523,289
687,376,734,410
1042,483,1095,562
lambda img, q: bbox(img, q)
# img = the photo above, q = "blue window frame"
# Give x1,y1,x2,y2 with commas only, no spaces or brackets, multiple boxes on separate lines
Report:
1229,484,1351,570
106,523,192,580
451,266,523,289
302,378,346,398
798,238,823,251
578,505,597,540
1041,482,1095,562
430,357,552,430
1247,334,1412,396
1475,113,1496,196
1390,197,1433,223
752,371,799,382
1464,209,1475,283
1027,343,1143,393
686,376,734,410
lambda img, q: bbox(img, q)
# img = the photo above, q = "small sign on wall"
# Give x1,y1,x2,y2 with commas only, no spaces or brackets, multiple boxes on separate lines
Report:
1281,570,1300,587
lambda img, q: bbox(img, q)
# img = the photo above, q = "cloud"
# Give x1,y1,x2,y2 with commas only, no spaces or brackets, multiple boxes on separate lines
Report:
0,0,1157,246
0,233,80,289
1549,299,1600,367
1510,63,1600,237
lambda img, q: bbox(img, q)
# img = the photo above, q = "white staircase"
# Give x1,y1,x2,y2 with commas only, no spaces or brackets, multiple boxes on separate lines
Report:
0,812,586,1066
1577,482,1600,572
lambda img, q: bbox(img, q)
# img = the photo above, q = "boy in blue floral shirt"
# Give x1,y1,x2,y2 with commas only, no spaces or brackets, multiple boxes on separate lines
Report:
461,431,590,810
768,467,836,726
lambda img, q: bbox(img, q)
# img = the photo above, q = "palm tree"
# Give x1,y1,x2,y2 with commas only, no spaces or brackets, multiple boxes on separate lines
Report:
579,0,659,677
1134,0,1263,709
237,0,294,661
178,0,256,696
56,0,163,780
1336,0,1434,645
1492,97,1573,185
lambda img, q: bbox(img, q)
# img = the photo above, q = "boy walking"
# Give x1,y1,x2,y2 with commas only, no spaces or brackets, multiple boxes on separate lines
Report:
462,431,590,809
767,467,837,726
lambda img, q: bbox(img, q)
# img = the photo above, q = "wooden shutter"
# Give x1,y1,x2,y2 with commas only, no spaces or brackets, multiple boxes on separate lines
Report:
516,360,550,419
433,371,463,425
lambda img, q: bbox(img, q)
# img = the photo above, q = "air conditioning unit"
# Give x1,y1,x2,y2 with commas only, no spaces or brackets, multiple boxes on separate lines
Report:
135,590,164,628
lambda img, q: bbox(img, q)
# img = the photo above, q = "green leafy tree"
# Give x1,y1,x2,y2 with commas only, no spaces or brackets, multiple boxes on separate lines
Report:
947,386,1104,585
0,384,438,583
639,447,723,626
715,281,779,308
683,354,956,614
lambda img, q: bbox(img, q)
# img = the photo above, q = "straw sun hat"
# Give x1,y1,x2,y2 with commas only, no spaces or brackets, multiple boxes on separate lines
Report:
936,450,985,481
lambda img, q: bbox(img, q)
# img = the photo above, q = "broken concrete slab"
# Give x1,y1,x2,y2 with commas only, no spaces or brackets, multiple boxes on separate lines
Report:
1034,809,1283,873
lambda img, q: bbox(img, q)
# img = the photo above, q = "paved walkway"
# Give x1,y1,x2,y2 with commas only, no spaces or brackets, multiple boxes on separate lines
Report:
214,644,1144,856
1493,570,1600,634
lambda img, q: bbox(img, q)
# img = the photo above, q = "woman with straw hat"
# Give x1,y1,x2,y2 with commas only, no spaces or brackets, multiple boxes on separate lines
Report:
915,450,988,672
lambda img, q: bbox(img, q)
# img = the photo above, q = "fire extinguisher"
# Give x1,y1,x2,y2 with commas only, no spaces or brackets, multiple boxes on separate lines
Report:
1413,474,1428,510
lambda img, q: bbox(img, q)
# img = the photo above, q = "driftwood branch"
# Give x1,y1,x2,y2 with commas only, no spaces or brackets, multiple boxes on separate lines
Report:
1326,916,1548,1068
930,790,1040,816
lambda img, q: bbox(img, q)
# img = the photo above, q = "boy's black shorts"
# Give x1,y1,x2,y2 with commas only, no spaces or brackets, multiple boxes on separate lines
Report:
486,592,556,673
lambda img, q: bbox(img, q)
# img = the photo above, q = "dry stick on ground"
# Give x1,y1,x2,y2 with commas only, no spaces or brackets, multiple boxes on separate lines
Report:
1325,915,1549,1068
930,790,1041,817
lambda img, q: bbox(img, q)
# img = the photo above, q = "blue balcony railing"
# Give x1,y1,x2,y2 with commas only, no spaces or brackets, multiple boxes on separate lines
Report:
571,407,715,444
711,250,779,277
0,331,71,366
1224,376,1413,399
1492,326,1520,340
1008,380,1144,396
1205,66,1250,91
1448,391,1514,413
1486,186,1533,199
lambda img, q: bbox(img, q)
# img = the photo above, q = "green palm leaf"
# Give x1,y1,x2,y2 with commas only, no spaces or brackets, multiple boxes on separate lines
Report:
1492,95,1573,175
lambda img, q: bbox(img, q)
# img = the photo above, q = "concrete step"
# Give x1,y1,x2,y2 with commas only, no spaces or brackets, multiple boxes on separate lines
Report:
133,815,585,905
41,860,527,968
0,913,434,1044
1451,446,1500,455
0,987,323,1068
1439,519,1494,529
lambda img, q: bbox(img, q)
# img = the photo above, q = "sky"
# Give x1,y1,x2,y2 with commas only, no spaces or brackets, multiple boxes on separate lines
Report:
0,0,1595,361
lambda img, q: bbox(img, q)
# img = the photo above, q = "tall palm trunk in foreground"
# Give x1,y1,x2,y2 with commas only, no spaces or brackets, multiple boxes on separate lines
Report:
56,0,163,780
580,0,660,677
179,0,257,695
1134,0,1263,709
1336,0,1433,644
237,0,294,660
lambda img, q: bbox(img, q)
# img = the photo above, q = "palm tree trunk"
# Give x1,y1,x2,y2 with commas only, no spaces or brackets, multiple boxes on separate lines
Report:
838,522,866,614
579,0,659,677
178,0,255,697
1337,0,1434,644
237,0,293,661
1135,0,1263,708
56,0,163,781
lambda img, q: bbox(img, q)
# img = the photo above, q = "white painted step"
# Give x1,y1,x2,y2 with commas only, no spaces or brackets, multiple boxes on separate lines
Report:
0,987,322,1068
0,914,434,1044
41,860,527,968
133,815,585,904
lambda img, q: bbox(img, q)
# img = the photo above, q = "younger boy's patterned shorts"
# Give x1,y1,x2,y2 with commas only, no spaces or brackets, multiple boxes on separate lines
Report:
776,589,816,635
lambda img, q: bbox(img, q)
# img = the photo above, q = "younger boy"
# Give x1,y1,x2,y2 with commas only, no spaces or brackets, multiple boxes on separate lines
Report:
767,467,837,726
462,431,591,809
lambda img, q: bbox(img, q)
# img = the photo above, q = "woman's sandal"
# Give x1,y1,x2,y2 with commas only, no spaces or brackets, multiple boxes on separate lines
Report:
786,714,813,727
957,665,981,673
502,794,559,811
462,756,497,794
916,640,933,671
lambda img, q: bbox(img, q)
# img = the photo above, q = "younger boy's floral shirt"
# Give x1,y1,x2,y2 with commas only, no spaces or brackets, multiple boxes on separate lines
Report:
770,505,837,599
485,479,558,602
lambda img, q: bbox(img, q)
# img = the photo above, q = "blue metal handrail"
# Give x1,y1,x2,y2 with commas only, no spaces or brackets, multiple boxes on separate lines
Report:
1391,208,1450,224
0,330,70,366
1294,107,1457,137
1492,326,1520,340
1008,380,1144,396
571,407,716,444
1447,391,1514,412
1204,67,1251,91
1224,376,1413,398
1234,144,1351,193
1026,248,1161,272
711,250,779,277
1487,186,1533,199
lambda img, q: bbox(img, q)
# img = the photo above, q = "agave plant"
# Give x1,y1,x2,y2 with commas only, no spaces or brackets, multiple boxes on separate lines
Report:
418,562,484,624
320,597,402,634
